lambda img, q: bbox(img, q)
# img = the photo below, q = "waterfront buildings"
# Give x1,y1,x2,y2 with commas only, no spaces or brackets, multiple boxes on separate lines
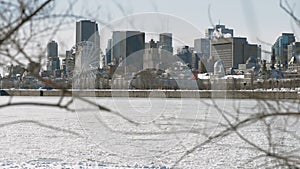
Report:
194,24,236,73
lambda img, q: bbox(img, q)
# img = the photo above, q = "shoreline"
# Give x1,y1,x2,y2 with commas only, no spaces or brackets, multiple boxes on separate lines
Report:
2,89,300,99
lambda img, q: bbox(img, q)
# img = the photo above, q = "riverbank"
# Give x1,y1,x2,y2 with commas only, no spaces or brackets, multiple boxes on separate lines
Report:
3,89,300,99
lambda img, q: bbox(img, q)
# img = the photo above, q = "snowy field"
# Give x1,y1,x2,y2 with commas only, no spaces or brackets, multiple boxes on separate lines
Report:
0,96,299,168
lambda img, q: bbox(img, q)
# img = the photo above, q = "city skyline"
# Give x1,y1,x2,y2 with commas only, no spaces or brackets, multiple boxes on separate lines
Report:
1,1,300,168
53,0,299,60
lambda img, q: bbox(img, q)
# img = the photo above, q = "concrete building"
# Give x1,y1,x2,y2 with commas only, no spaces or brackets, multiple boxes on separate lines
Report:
143,39,160,69
210,37,261,72
272,33,295,68
194,24,233,73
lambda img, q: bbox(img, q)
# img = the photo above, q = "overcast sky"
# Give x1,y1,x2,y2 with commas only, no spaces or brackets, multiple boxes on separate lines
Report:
53,0,299,60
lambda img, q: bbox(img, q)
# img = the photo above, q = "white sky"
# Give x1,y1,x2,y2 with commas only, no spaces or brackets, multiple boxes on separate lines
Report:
53,0,299,60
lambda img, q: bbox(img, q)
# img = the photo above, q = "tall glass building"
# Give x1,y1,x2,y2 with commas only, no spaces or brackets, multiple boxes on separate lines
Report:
47,40,58,59
272,33,295,68
112,31,145,67
76,20,99,44
75,20,100,69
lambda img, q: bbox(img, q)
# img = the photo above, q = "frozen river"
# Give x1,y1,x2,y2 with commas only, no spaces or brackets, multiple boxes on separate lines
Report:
0,96,299,168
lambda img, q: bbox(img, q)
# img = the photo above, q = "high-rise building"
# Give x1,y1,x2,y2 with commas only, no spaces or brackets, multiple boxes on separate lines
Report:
194,38,210,68
64,49,75,78
112,31,145,71
75,20,100,70
105,39,112,65
47,40,58,58
272,33,295,68
51,57,60,71
76,20,99,44
125,31,145,60
159,33,173,53
210,37,261,71
143,39,160,69
194,24,233,72
194,38,210,55
46,40,60,75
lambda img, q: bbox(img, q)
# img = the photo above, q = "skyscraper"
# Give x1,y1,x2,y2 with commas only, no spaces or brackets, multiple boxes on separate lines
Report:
105,39,112,65
75,20,100,70
47,40,58,59
76,20,99,44
46,40,60,75
112,31,145,71
143,39,160,69
272,33,295,68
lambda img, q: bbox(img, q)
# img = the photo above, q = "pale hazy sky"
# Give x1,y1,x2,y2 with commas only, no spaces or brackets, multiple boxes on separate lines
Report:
54,0,300,59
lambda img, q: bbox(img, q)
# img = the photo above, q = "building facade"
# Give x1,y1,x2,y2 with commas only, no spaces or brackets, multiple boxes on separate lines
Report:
75,20,100,70
105,39,112,65
210,37,261,71
47,40,58,58
111,31,145,72
177,46,193,68
143,39,160,69
272,33,295,68
46,40,60,76
288,42,300,65
76,20,99,44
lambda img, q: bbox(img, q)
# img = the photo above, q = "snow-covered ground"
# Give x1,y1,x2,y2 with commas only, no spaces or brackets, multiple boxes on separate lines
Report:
0,96,299,168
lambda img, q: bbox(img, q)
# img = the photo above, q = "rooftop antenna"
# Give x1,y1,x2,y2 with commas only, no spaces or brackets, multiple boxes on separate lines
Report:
218,19,220,25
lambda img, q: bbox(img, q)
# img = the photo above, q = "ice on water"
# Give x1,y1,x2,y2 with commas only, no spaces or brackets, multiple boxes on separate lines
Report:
0,96,299,168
